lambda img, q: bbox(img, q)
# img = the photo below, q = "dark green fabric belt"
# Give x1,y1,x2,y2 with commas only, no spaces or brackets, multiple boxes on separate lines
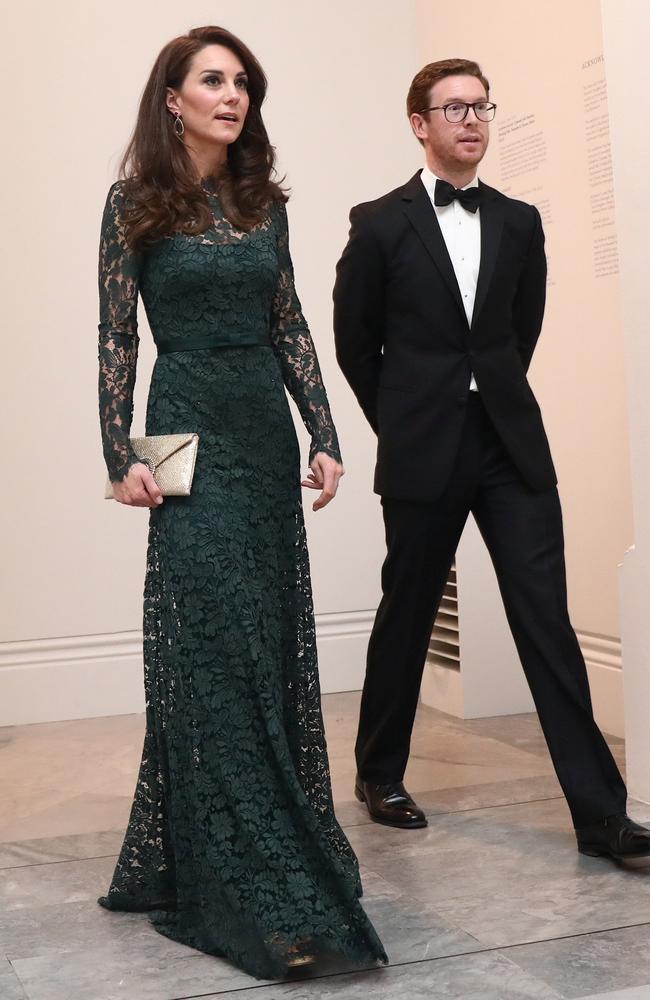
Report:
156,332,271,355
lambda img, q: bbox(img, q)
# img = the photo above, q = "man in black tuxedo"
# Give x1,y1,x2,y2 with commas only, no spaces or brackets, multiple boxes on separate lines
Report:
333,58,650,865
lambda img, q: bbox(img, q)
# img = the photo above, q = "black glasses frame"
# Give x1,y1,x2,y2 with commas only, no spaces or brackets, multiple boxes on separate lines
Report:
419,101,497,123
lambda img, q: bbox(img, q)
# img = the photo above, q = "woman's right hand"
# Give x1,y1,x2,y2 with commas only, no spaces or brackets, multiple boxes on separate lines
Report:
112,463,164,507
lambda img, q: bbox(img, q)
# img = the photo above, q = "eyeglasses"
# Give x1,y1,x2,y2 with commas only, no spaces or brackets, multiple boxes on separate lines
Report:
420,101,497,123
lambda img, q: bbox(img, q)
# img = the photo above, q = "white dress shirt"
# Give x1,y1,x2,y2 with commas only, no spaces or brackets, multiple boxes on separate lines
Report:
420,164,481,392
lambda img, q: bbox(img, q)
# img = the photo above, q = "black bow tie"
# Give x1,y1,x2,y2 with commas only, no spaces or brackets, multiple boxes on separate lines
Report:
434,178,482,213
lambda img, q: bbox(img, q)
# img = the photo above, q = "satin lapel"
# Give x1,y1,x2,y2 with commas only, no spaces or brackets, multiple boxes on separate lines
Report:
471,186,504,331
401,177,466,322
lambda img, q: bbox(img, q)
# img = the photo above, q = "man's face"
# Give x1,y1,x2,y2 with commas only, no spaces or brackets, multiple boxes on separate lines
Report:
411,73,490,171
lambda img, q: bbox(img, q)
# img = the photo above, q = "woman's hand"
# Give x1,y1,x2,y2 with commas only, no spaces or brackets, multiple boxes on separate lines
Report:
111,462,164,507
301,453,345,511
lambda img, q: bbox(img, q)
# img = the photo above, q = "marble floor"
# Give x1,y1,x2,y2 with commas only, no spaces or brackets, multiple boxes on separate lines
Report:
2,693,650,999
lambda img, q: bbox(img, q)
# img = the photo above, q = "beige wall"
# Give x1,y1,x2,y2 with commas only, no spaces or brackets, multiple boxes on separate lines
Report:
601,0,650,798
415,0,633,641
0,0,635,725
0,1,420,720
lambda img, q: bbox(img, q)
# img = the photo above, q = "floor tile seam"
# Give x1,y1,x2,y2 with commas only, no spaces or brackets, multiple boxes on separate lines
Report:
164,928,607,1000
162,942,538,999
0,792,567,865
9,919,650,999
6,957,30,999
0,852,119,871
166,919,650,997
411,716,560,749
340,792,565,829
490,917,650,956
409,745,554,767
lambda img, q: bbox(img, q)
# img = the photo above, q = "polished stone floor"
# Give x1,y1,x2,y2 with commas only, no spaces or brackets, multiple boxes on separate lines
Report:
2,692,650,999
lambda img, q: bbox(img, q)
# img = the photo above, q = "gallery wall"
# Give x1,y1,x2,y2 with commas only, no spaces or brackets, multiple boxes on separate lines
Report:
0,0,638,732
0,1,420,722
601,0,650,798
415,0,633,733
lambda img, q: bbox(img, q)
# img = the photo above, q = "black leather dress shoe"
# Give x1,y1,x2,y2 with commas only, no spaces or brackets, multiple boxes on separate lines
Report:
576,814,650,868
355,776,427,829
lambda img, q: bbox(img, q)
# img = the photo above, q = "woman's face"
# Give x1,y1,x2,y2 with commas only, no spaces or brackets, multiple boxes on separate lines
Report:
166,44,250,150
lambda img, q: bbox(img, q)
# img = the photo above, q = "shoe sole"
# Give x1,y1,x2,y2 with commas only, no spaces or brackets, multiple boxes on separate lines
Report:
578,844,650,868
354,785,428,829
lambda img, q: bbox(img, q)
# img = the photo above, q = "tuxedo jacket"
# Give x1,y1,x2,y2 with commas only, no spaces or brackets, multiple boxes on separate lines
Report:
333,170,557,501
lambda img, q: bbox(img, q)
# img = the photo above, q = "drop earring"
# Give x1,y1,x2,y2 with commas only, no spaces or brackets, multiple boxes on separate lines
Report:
173,112,185,137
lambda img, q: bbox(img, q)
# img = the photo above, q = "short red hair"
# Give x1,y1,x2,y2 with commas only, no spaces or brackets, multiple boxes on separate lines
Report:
407,58,490,119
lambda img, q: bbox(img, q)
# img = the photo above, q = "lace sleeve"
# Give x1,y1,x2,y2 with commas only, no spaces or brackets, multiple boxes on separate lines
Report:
270,201,341,464
98,182,141,483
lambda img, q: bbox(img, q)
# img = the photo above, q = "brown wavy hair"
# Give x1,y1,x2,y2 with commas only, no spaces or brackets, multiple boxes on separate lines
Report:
119,26,286,248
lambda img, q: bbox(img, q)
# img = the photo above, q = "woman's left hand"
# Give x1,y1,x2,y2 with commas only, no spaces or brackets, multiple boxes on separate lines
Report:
301,453,345,511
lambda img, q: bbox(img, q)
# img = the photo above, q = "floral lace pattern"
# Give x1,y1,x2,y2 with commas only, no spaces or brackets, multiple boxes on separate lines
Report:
96,183,386,979
97,183,340,480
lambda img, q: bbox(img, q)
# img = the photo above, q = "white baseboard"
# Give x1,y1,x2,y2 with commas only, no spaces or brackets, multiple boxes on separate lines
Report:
0,618,623,735
314,610,372,694
0,611,374,727
419,630,624,735
0,632,146,726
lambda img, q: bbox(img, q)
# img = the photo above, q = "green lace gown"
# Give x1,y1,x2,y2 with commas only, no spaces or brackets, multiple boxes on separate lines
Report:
96,182,387,979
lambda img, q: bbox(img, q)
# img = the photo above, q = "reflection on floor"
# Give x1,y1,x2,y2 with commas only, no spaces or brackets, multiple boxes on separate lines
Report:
1,692,649,1000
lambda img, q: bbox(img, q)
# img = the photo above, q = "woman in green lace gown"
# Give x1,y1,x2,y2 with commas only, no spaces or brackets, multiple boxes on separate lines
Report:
96,25,387,981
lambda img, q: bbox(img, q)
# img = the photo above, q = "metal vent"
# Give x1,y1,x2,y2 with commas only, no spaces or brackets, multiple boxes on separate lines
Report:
427,563,460,671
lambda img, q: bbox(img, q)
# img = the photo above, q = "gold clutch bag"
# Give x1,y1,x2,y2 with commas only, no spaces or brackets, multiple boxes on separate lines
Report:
104,433,199,499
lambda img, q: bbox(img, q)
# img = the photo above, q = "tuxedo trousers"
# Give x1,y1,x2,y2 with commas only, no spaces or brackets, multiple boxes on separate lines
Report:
356,393,627,827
